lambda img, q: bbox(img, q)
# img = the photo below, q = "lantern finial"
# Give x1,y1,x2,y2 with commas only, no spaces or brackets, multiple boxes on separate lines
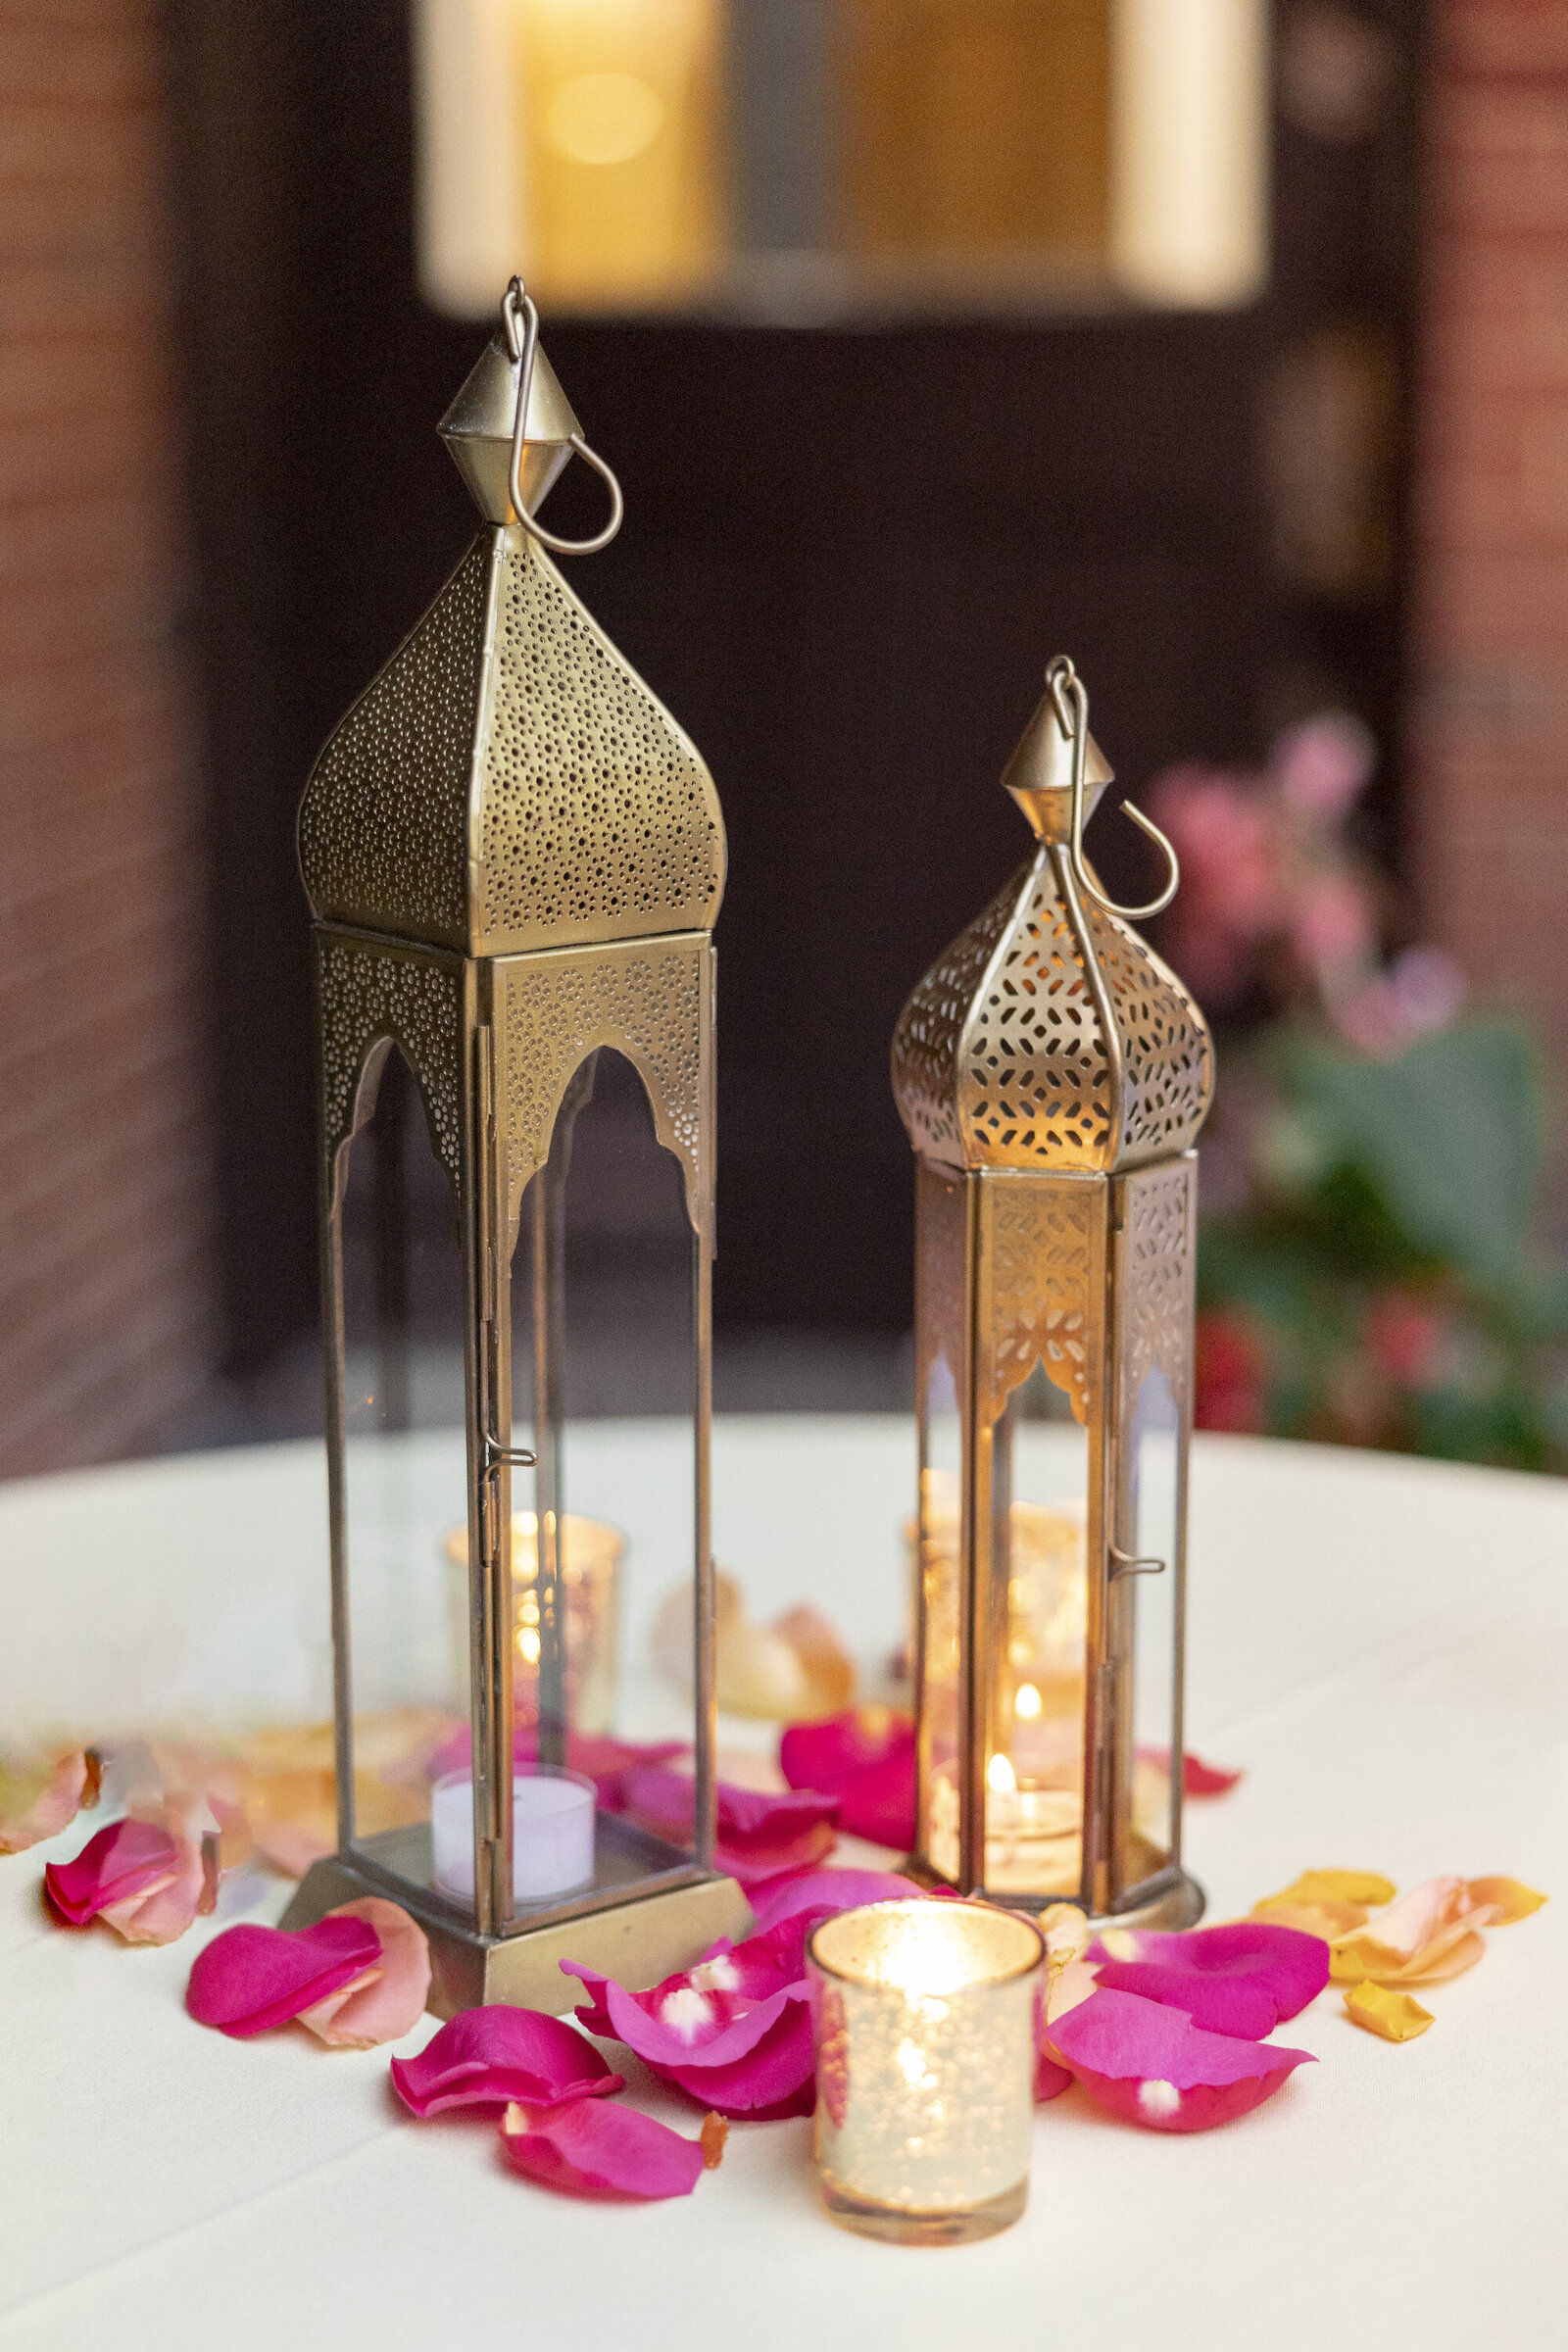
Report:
1002,661,1115,843
438,315,580,524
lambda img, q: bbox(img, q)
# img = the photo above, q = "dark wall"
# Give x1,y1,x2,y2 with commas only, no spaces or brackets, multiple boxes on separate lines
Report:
170,0,1424,1371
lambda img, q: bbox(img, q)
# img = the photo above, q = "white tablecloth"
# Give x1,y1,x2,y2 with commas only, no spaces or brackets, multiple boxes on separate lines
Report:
1,1419,1563,2349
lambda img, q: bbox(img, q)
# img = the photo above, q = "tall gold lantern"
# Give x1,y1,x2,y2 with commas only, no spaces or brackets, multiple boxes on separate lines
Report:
283,282,751,2011
892,658,1214,1928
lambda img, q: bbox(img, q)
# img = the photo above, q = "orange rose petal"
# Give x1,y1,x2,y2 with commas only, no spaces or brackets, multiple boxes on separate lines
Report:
1466,1876,1546,1925
1255,1868,1396,1911
1251,1895,1371,1938
1345,1983,1434,2042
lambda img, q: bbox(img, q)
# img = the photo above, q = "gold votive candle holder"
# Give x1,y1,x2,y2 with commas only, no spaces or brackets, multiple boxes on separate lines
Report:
443,1513,624,1734
807,1899,1045,2245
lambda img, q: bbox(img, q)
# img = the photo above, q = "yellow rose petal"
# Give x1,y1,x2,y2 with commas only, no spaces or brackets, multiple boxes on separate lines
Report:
1345,1982,1434,2041
1251,1894,1371,1938
1257,1868,1396,1911
1466,1876,1547,1925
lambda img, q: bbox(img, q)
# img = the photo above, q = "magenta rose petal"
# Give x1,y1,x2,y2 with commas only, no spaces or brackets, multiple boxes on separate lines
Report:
1088,1921,1330,2035
564,1958,813,2119
186,1915,383,2038
392,2004,624,2115
780,1708,916,1847
1135,1745,1243,1797
1036,2050,1074,2101
620,1767,839,1887
297,1900,432,2048
1049,1987,1315,2132
747,1868,921,1936
44,1818,178,1926
500,2097,707,2200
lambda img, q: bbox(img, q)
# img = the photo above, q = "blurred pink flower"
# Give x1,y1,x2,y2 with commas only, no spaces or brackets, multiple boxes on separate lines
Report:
1291,871,1375,972
1365,1291,1449,1391
1273,711,1376,819
1147,765,1281,1001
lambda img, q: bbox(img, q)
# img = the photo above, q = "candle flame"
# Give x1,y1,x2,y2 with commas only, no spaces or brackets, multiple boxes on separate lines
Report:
1014,1682,1042,1721
986,1751,1017,1795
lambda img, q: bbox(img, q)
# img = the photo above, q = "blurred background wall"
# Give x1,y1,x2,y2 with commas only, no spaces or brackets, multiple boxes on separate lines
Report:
0,0,1564,1473
0,1,211,1474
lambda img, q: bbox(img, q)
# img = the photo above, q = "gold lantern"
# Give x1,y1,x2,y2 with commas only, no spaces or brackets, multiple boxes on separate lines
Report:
892,658,1214,1927
282,281,751,2011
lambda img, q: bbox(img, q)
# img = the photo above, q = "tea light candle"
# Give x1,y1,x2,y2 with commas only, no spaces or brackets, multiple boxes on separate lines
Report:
807,1899,1044,2245
430,1766,595,1902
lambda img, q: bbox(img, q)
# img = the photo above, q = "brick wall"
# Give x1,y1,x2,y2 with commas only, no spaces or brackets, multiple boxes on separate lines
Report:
1413,2,1568,1118
0,3,212,1473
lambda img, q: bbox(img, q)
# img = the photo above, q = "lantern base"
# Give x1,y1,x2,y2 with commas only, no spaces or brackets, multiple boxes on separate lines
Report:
279,1856,755,2019
898,1858,1205,1934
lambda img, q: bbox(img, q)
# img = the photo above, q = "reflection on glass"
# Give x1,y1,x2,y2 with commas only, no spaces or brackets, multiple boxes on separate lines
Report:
1117,1362,1180,1896
337,1046,472,1918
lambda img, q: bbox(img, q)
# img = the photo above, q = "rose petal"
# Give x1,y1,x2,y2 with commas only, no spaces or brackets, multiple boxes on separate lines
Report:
780,1709,916,1847
1047,1956,1101,2026
44,1818,179,1925
619,1767,838,1887
500,2097,706,2200
186,1914,383,2037
747,1868,920,1936
297,1900,431,2047
0,1750,91,1853
1049,1987,1314,2132
770,1606,856,1719
1257,1868,1397,1910
1465,1876,1546,1926
564,1956,815,2118
392,2005,624,2115
1345,1983,1434,2041
100,1801,219,1946
1329,1876,1506,1985
1088,1922,1330,2038
1134,1746,1244,1797
1035,2051,1074,2101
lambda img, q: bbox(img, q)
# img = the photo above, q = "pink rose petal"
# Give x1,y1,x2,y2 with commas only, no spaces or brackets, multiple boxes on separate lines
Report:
186,1914,383,2038
780,1710,916,1846
426,1726,686,1814
500,2097,707,2200
746,1868,920,1936
44,1817,179,1926
1135,1746,1244,1797
620,1766,838,1887
1036,2051,1074,2101
1049,1987,1314,2132
1087,1922,1329,2038
392,2004,624,2115
297,1900,431,2047
0,1750,92,1854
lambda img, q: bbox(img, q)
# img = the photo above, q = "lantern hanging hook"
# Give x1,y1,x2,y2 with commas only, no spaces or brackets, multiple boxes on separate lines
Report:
501,276,624,557
1046,656,1180,922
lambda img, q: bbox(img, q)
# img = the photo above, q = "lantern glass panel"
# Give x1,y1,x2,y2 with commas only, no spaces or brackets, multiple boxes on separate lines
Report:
336,1046,474,1924
980,1374,1089,1899
916,1348,962,1872
506,1047,700,1894
1117,1364,1181,1896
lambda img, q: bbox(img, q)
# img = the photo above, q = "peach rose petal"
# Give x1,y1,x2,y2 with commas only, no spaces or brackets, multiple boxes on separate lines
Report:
101,1803,220,1946
1465,1877,1546,1926
297,1899,431,2047
1345,1983,1434,2042
0,1750,91,1853
1330,1876,1498,1986
500,2097,708,2200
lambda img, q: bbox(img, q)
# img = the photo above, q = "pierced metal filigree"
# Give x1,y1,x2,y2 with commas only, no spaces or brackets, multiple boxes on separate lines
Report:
495,935,707,1244
893,849,1212,1176
981,1176,1105,1425
299,527,724,959
316,934,465,1192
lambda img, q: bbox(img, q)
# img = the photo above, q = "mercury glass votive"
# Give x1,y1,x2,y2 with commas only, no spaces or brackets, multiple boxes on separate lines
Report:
807,1899,1045,2245
443,1512,623,1733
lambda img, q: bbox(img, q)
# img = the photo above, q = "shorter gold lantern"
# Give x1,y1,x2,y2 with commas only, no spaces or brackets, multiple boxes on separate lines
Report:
892,658,1214,1926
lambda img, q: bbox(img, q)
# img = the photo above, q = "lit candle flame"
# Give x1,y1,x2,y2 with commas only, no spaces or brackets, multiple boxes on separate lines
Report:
987,1751,1017,1795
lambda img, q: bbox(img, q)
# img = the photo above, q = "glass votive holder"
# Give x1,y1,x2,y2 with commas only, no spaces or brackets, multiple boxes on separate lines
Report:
430,1764,596,1903
443,1512,624,1733
807,1898,1045,2246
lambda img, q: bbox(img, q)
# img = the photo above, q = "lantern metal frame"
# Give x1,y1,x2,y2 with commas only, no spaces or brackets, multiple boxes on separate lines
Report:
281,288,751,2012
892,659,1215,1928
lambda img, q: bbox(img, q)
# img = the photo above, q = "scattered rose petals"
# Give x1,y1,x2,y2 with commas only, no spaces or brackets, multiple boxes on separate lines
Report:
297,1900,431,2047
1251,1867,1396,1939
427,1727,687,1815
500,2096,707,2200
1345,1983,1434,2042
748,1868,920,1936
392,2004,624,2115
186,1913,382,2037
1135,1746,1245,1797
44,1817,179,1926
779,1708,916,1847
0,1749,92,1853
619,1767,838,1887
1048,1987,1314,2132
1088,1922,1329,2038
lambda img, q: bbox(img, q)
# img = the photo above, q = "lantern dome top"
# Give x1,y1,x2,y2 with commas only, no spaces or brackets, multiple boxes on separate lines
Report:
298,312,723,961
892,662,1213,1175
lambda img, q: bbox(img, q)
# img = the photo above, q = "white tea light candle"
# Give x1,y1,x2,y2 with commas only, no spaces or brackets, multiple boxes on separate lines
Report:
807,1899,1044,2245
431,1767,595,1902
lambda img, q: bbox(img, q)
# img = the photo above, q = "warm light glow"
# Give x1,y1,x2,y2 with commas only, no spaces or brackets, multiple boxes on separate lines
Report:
811,1897,1041,1999
1013,1681,1042,1722
986,1751,1017,1796
517,1627,541,1664
545,71,664,167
